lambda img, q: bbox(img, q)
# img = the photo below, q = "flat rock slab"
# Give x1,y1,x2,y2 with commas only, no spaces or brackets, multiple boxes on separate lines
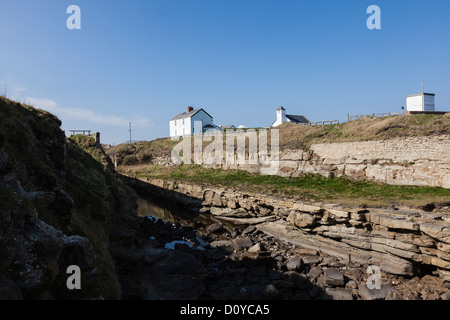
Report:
358,284,399,300
257,220,414,276
302,255,321,265
210,240,234,253
232,237,253,250
325,288,354,300
242,225,257,235
216,215,276,225
325,288,353,300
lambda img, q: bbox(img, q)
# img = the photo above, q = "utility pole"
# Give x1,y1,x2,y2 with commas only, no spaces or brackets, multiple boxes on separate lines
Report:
422,80,425,110
129,122,132,144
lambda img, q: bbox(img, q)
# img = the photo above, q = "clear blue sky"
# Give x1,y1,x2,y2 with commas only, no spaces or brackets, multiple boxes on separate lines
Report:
1,0,449,145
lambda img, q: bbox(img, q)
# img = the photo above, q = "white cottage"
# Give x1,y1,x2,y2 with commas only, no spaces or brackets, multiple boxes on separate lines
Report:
170,106,221,138
272,106,310,127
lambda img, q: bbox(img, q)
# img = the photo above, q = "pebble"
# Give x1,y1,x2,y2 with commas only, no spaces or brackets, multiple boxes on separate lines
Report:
242,225,256,235
248,243,261,253
207,222,223,234
345,280,358,290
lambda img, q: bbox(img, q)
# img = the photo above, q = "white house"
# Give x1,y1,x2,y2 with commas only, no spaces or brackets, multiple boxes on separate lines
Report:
406,93,435,112
272,106,310,127
170,106,221,138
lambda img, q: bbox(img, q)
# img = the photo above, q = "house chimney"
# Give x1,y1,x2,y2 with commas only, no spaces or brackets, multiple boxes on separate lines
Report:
187,106,194,112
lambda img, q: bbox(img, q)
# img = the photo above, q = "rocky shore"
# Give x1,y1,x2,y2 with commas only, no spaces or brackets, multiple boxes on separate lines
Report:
118,200,450,300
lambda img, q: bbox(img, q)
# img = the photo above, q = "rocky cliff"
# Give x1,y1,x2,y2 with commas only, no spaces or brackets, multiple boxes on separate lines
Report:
0,97,207,300
0,97,133,298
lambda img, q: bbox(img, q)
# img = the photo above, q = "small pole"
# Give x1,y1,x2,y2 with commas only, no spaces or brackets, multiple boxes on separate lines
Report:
422,80,425,110
129,122,132,144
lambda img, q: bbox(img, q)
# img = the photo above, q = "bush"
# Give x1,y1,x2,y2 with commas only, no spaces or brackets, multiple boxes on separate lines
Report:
137,152,152,163
121,155,138,166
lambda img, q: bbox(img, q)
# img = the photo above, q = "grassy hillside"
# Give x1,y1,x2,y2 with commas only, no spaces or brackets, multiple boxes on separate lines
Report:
119,164,450,210
277,113,450,150
107,113,450,167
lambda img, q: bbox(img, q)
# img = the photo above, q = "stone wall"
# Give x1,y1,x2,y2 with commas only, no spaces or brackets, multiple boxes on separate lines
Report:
126,176,450,282
198,135,450,189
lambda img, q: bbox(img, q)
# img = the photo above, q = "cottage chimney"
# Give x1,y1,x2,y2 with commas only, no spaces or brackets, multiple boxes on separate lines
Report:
187,106,194,112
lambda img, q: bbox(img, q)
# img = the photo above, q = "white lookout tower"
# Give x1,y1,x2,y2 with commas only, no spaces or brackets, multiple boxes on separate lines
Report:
275,106,286,125
406,82,435,112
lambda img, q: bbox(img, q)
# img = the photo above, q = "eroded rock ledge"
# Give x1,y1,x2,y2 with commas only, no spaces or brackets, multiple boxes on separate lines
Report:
126,177,450,282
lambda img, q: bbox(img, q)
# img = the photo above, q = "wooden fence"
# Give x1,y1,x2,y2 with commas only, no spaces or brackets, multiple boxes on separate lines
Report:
347,111,405,122
304,120,340,126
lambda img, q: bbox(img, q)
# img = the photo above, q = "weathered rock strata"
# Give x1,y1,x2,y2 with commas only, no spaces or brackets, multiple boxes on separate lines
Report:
126,177,450,280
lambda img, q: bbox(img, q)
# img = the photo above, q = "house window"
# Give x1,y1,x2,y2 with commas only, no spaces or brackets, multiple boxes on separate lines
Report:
182,119,184,125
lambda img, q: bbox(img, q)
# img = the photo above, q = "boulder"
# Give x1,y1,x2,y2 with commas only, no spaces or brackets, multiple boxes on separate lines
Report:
324,268,345,287
206,222,223,234
287,211,318,228
286,257,302,271
248,243,262,253
286,271,310,290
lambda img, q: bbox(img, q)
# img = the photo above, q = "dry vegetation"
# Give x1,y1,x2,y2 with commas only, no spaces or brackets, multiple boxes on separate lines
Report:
106,138,178,166
277,113,450,150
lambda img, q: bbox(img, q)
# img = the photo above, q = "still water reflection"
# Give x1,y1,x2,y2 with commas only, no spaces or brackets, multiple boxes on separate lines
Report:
137,197,236,231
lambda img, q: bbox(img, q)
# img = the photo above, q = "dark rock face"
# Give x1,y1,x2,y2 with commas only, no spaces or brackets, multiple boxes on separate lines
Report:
5,218,99,299
109,230,205,300
0,98,132,299
141,248,204,300
0,270,23,300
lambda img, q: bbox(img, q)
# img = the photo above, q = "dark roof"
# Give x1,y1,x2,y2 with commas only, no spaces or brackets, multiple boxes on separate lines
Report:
170,108,213,121
277,106,286,111
286,114,310,124
407,93,435,98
